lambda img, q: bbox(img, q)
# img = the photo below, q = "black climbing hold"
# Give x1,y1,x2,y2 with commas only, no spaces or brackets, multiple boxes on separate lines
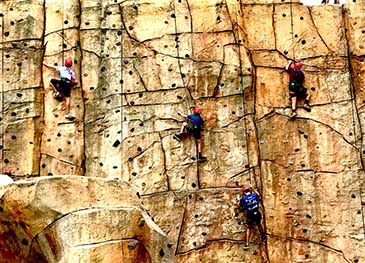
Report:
0,207,3,212
301,40,306,45
128,157,133,161
192,183,197,188
306,214,312,219
41,164,46,168
4,32,9,37
11,112,16,116
64,20,68,24
128,240,138,250
351,194,356,198
159,248,165,257
202,232,207,236
132,172,137,176
21,239,28,246
113,166,118,169
58,148,62,152
303,134,308,139
11,135,16,140
282,13,286,17
113,140,121,147
287,178,291,181
99,162,103,166
136,192,140,198
199,197,203,201
167,243,173,248
57,133,61,137
137,147,142,151
106,11,112,15
284,50,288,55
171,13,176,18
297,191,303,196
311,87,315,91
303,229,308,233
300,16,304,20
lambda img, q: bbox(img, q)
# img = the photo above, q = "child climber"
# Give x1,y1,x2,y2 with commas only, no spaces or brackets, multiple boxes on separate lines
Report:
43,58,77,120
239,184,266,250
173,106,207,162
285,60,311,119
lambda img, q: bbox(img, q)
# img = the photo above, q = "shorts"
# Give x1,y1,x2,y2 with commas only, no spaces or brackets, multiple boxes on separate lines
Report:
51,78,71,97
246,210,261,228
186,125,201,139
289,81,307,98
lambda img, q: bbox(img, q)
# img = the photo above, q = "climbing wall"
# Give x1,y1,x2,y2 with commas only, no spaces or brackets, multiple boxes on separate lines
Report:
1,0,365,263
0,0,43,177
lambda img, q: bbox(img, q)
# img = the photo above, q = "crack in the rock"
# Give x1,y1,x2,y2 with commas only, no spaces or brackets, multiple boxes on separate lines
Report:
158,132,170,191
306,6,331,54
132,61,148,92
270,234,352,263
175,195,188,255
41,153,81,167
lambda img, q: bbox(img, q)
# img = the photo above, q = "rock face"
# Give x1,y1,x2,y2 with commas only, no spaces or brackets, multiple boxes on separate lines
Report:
0,0,365,263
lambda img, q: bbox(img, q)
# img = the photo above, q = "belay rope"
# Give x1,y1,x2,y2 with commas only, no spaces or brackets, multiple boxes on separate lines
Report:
289,0,296,60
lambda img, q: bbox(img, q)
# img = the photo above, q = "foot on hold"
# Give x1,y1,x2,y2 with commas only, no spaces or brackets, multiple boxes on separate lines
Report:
303,103,311,112
243,243,249,250
289,110,296,119
173,134,181,141
65,113,76,120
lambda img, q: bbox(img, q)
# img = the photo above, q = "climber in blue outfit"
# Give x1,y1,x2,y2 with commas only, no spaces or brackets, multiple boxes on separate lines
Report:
239,184,266,250
173,106,207,162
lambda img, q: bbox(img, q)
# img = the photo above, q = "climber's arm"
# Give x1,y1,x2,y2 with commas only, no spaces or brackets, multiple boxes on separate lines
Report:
178,111,188,118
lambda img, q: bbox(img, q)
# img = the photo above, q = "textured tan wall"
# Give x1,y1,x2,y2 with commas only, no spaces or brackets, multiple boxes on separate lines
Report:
0,0,365,262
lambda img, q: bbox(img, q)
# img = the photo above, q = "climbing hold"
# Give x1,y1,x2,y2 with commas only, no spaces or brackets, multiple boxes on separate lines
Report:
128,240,139,250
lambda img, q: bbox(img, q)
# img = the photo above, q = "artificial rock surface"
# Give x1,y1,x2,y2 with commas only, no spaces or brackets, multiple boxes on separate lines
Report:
0,0,365,263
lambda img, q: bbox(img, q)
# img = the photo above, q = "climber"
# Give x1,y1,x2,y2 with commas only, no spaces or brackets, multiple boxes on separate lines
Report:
173,106,207,162
239,184,266,250
43,58,77,120
285,60,311,119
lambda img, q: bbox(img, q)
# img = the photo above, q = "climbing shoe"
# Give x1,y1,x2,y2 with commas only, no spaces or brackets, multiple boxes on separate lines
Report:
65,113,76,120
173,134,181,141
303,103,311,112
243,243,249,250
289,110,296,119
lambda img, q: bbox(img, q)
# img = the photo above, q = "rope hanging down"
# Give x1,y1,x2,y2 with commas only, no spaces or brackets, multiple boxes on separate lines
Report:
289,1,296,60
234,5,252,185
1,14,4,175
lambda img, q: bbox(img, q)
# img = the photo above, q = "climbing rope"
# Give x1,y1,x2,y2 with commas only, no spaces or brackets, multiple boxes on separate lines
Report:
1,14,4,175
171,2,193,114
289,1,296,60
61,0,65,65
233,2,252,185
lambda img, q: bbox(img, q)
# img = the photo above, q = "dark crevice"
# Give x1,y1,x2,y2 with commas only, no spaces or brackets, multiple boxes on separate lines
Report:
158,132,170,191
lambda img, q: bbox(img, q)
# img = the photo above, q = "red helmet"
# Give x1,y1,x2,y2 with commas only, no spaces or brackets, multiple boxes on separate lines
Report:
294,62,302,69
242,184,252,193
193,106,202,114
4,169,12,176
65,58,73,67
